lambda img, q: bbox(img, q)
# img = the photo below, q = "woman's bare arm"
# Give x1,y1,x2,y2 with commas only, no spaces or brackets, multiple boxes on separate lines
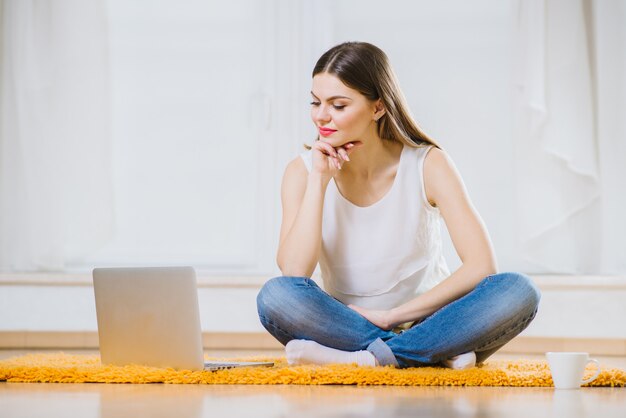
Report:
276,141,361,277
276,159,328,277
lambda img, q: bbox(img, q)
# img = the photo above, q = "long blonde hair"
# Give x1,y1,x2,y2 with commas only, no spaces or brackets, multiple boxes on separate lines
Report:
307,42,442,150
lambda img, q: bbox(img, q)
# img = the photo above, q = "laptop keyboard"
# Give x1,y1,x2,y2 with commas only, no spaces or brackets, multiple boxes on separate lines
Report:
204,362,243,370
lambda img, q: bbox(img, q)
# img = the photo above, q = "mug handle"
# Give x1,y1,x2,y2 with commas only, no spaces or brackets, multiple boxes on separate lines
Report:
581,358,601,385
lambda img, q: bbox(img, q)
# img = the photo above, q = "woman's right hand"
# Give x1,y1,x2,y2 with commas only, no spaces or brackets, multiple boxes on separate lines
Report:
311,139,362,181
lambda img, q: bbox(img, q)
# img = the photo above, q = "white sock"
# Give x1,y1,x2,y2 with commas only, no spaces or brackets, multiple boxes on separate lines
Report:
442,351,476,370
285,340,377,367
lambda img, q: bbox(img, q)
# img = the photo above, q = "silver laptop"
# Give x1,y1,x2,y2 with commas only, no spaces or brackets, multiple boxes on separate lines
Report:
93,266,273,371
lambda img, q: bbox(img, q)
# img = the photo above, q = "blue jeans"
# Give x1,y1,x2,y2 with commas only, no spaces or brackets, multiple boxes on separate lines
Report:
256,272,540,368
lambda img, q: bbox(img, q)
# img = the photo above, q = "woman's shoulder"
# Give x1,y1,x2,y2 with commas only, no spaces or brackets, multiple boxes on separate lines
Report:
422,146,454,172
283,152,309,179
404,142,449,167
278,155,307,201
422,145,464,208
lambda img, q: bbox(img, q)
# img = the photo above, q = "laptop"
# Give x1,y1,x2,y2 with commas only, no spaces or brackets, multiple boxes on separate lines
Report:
93,266,274,371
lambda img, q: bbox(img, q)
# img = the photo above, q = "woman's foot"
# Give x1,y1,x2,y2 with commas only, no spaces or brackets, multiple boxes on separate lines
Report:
442,351,476,370
285,339,377,367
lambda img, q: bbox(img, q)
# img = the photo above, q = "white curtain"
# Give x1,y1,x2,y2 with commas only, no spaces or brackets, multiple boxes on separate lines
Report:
513,0,626,274
0,0,332,274
593,0,626,275
0,0,113,271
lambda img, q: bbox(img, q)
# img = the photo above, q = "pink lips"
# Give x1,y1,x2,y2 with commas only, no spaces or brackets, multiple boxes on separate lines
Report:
319,127,337,137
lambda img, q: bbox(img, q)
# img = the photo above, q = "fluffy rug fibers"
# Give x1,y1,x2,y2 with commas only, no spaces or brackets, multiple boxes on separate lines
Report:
1,353,624,387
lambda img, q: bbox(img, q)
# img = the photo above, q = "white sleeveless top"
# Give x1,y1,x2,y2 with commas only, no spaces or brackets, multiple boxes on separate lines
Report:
300,143,450,310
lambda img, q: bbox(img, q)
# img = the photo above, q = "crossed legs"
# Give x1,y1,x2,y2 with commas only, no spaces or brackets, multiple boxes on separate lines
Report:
256,273,540,368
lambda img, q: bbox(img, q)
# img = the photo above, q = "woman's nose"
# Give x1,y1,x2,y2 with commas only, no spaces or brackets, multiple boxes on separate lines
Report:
314,105,331,124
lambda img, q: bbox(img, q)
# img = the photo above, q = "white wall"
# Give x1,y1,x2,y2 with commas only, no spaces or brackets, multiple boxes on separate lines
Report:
1,276,625,340
57,0,540,277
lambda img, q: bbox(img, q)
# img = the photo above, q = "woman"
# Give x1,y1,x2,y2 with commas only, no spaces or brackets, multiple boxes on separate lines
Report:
256,42,540,369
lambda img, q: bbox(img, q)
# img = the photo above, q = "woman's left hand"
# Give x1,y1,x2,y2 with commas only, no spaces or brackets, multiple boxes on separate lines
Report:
348,304,394,331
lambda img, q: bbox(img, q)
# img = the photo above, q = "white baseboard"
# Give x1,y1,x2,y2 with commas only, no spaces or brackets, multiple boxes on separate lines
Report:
1,274,625,349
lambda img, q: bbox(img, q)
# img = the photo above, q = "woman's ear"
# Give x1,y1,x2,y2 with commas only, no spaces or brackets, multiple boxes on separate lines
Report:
373,100,386,121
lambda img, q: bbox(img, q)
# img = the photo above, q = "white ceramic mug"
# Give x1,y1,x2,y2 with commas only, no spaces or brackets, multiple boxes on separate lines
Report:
546,352,601,389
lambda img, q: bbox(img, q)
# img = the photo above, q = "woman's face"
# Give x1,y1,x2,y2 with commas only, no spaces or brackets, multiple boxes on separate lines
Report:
310,72,381,147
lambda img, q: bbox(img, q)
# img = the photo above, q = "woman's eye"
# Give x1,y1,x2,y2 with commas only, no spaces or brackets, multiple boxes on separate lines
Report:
310,101,320,106
333,105,346,110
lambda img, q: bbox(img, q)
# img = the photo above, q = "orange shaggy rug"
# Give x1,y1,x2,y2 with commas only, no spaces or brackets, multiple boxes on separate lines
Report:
0,353,624,386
